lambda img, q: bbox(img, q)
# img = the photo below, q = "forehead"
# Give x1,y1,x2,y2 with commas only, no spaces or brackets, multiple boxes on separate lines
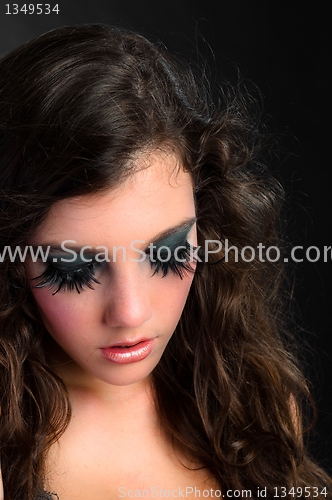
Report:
29,150,195,245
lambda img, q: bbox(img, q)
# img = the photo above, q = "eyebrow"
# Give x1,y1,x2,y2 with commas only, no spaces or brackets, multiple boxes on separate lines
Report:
32,216,197,254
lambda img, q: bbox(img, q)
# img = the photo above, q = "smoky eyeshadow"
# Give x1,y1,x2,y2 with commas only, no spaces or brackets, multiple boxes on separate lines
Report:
45,252,97,271
37,219,196,268
149,221,195,252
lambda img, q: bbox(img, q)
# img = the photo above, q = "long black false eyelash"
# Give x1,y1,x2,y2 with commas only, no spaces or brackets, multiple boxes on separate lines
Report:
150,241,199,279
32,263,101,295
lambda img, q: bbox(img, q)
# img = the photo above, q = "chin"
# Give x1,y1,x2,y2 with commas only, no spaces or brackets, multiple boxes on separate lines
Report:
87,351,162,388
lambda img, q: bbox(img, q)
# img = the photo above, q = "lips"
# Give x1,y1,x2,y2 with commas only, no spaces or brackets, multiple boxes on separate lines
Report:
101,339,153,364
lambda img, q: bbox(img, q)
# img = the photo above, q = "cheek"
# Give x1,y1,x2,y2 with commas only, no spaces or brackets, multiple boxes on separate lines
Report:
30,270,194,346
152,272,194,326
30,288,89,344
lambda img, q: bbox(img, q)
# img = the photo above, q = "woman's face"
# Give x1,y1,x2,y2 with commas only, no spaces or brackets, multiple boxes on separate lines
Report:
25,150,197,389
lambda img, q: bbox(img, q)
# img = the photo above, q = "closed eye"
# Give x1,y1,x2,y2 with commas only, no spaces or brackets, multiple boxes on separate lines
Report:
31,257,102,295
147,240,197,279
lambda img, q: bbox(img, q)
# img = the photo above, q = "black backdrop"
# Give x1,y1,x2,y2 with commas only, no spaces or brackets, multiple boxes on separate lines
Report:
0,1,331,471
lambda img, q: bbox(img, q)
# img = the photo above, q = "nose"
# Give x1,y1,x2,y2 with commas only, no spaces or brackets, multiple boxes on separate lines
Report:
103,262,153,329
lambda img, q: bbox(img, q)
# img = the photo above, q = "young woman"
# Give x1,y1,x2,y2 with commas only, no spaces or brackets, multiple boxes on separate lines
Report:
0,24,331,500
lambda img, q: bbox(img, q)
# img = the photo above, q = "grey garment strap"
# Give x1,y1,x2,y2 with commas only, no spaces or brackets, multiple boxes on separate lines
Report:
35,492,59,500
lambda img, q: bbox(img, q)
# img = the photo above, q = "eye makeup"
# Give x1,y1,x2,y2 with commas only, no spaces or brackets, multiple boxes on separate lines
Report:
32,253,102,295
44,252,98,269
146,219,197,278
30,218,197,294
151,221,196,251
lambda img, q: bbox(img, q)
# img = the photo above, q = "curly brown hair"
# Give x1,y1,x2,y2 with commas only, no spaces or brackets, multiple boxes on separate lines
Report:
0,24,331,500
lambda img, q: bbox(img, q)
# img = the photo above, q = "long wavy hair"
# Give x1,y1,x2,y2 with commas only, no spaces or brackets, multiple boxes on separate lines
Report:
0,24,330,500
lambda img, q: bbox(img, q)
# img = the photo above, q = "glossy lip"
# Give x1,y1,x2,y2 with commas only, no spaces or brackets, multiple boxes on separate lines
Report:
101,339,154,364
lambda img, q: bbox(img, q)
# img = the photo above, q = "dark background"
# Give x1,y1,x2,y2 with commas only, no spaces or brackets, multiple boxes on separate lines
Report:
0,1,331,471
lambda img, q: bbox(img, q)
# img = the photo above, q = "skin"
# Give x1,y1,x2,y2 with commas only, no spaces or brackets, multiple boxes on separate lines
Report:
24,149,217,498
26,148,197,391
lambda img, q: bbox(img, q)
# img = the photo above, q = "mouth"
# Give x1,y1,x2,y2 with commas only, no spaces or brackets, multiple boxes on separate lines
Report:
101,339,153,364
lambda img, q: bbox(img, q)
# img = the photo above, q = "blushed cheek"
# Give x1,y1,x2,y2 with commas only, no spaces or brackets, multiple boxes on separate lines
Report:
30,288,81,341
161,273,194,320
